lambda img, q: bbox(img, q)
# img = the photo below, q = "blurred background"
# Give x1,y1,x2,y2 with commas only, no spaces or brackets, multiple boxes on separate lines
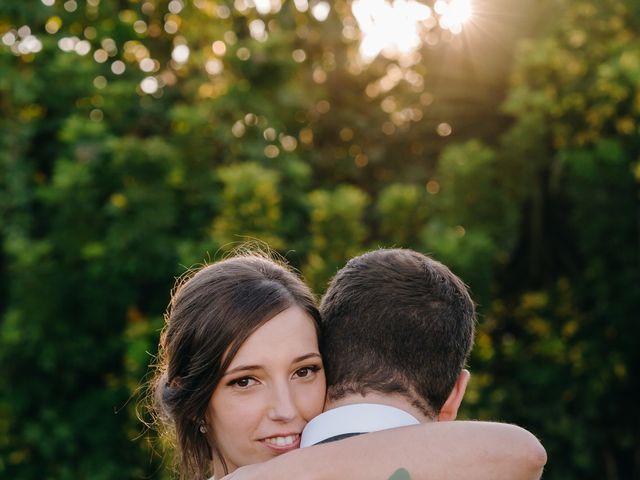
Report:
1,0,639,478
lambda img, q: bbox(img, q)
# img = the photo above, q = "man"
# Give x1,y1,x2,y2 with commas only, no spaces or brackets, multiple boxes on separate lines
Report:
301,248,474,446
226,249,546,479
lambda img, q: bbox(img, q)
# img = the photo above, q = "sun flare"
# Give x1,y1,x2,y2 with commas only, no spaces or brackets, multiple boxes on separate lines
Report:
435,0,472,34
352,0,473,61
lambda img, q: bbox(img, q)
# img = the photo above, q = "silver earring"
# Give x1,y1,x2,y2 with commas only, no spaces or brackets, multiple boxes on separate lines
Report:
199,421,207,434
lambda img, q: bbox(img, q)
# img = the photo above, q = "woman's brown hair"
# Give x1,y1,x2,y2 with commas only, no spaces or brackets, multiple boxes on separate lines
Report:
150,254,320,479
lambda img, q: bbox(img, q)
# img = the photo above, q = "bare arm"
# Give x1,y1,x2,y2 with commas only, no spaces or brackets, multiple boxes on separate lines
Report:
223,421,546,480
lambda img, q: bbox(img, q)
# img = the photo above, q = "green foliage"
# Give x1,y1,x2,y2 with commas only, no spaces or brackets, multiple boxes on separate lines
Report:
482,1,640,477
421,226,497,305
433,140,519,252
418,140,519,303
376,183,428,249
1,0,638,478
304,185,369,291
466,280,595,478
212,162,284,249
505,0,640,150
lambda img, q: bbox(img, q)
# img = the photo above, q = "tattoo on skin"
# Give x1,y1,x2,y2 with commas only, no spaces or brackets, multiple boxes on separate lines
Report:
388,468,411,480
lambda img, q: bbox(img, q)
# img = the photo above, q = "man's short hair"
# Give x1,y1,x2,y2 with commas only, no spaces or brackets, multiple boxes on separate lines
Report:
319,248,475,418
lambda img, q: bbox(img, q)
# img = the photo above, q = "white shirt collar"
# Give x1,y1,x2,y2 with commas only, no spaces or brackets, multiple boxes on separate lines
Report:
300,403,419,447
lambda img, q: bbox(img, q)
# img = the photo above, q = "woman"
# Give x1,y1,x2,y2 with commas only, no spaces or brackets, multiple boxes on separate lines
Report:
153,254,324,477
151,254,545,479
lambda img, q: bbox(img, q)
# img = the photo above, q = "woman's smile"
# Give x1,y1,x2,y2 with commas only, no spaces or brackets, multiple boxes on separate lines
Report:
259,433,302,452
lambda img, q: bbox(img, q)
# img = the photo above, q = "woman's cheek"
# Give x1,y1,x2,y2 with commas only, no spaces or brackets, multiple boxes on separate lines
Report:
301,375,326,419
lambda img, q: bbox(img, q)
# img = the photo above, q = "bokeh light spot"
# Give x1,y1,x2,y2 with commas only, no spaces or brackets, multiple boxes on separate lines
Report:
299,127,313,144
311,1,330,22
101,38,117,55
313,67,327,83
217,5,231,18
64,0,77,12
93,75,107,89
232,121,246,137
164,20,179,34
264,145,280,158
110,193,128,209
280,135,298,152
340,128,354,141
140,76,159,94
294,0,308,12
75,40,91,56
45,17,62,34
84,26,97,40
426,180,440,194
236,47,251,60
168,0,184,14
171,44,190,64
249,19,268,42
382,122,396,135
436,122,453,136
381,96,397,113
139,57,156,72
263,128,277,141
17,35,43,54
420,92,434,106
254,0,282,15
354,153,369,167
89,109,104,122
18,26,31,38
134,20,148,34
94,49,108,63
316,100,330,113
58,37,75,52
212,40,226,56
292,49,306,63
141,2,155,15
224,31,237,45
2,32,16,46
111,60,126,75
205,58,224,75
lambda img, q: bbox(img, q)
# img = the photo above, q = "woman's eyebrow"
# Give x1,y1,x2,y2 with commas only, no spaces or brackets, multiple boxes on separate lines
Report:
223,365,262,376
224,353,322,376
293,352,322,363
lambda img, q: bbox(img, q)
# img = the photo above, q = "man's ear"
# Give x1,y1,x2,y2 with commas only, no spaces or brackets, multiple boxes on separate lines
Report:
437,369,470,421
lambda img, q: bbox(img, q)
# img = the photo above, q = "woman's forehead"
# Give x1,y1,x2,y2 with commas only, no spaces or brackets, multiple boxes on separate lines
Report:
227,306,320,367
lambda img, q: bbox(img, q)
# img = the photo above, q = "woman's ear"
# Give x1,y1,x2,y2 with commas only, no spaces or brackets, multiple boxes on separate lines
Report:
437,369,470,421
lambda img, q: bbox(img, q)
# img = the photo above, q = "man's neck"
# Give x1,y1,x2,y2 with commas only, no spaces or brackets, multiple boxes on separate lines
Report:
324,392,433,423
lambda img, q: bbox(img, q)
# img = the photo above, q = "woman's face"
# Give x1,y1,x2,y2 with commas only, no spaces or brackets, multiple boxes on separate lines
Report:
207,306,326,473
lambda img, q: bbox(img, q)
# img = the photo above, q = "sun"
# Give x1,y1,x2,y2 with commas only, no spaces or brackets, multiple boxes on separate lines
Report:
352,0,474,61
352,0,432,61
435,0,473,34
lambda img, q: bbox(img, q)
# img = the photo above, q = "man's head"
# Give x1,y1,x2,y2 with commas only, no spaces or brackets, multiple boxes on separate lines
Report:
319,248,475,420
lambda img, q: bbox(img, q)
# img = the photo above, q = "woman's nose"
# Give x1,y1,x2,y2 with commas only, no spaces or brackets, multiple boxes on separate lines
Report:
267,383,298,422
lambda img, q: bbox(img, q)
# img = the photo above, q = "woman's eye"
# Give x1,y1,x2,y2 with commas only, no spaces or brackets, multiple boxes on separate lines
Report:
295,366,319,378
229,377,256,388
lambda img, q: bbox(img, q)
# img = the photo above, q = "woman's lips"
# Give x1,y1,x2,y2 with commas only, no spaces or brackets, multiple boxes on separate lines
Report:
260,433,301,453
